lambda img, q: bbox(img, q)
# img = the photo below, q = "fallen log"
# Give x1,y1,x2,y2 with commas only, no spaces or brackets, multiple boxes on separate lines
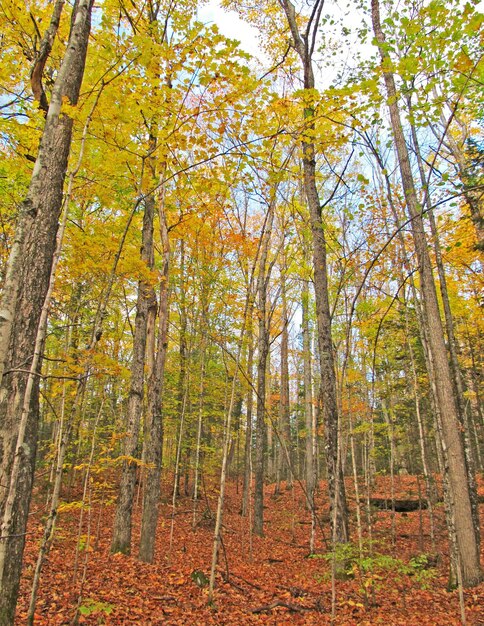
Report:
370,494,484,511
370,498,428,512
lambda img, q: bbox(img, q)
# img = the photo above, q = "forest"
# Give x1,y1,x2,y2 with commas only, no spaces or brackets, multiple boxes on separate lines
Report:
0,0,483,623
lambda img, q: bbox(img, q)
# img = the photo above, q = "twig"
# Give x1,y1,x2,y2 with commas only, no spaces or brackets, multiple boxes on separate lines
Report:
249,599,314,613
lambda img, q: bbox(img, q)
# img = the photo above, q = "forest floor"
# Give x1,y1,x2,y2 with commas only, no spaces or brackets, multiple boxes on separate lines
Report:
16,473,484,625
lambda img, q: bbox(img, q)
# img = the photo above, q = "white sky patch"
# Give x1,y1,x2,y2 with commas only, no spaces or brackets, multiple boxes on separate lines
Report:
197,0,269,66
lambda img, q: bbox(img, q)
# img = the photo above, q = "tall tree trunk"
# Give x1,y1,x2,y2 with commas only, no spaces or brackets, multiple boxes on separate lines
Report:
280,0,349,544
139,207,170,563
111,165,156,554
253,202,274,536
371,0,481,586
407,103,480,548
0,1,93,621
302,278,317,550
403,293,436,548
192,336,206,529
241,318,254,517
302,279,315,498
279,267,291,484
175,241,188,496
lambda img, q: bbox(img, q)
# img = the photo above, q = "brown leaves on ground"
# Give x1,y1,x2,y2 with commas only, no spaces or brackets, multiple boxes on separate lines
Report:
16,474,484,625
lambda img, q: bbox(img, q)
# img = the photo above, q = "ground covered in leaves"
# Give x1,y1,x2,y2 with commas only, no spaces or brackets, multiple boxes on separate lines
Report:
16,474,484,625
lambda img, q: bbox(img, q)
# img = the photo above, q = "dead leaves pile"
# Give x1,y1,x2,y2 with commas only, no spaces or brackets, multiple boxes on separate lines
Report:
16,475,484,625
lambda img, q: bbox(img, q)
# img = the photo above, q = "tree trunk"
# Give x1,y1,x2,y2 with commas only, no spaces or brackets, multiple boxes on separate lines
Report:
192,337,206,529
302,279,315,500
279,268,291,484
371,0,481,586
241,319,254,517
302,278,317,551
0,1,93,621
111,170,156,554
139,208,170,563
408,104,480,548
280,0,349,544
253,201,274,536
436,116,484,253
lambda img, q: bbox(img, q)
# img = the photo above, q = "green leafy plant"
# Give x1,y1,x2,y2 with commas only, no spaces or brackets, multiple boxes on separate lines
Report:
79,599,114,620
312,541,436,608
191,569,209,588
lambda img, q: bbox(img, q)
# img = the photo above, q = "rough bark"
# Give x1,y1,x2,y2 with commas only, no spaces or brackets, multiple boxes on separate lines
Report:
253,201,274,537
30,0,65,113
371,0,481,586
139,208,170,563
280,0,349,544
408,103,480,550
241,320,254,517
111,178,156,555
0,1,93,621
302,279,315,502
279,268,291,484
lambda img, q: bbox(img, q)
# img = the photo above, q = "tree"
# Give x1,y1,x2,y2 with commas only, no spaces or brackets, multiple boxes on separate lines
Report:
371,0,481,587
253,185,275,536
0,0,94,620
279,0,349,545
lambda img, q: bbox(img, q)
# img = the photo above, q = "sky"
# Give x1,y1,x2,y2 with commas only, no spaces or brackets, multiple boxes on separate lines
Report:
196,0,373,87
197,0,267,61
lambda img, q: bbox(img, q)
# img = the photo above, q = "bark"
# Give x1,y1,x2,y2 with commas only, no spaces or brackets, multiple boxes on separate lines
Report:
408,103,480,548
402,290,436,546
111,172,156,555
30,0,65,113
241,319,254,517
168,369,190,557
280,0,349,544
381,398,397,549
139,209,170,563
371,0,481,586
191,337,206,529
253,202,274,536
279,269,291,484
173,241,188,498
302,279,317,551
24,90,102,621
302,279,315,501
366,125,441,499
347,393,363,555
465,326,483,431
0,1,93,621
438,119,484,252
